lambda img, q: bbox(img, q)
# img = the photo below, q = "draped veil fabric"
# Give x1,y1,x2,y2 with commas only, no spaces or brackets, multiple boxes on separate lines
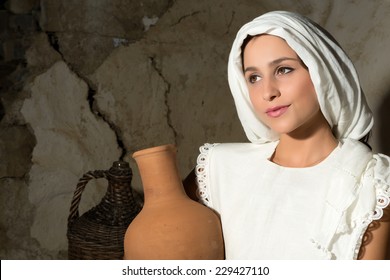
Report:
227,11,374,143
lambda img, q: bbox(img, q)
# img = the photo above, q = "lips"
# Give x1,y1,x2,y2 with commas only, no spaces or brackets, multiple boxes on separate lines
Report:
266,105,290,117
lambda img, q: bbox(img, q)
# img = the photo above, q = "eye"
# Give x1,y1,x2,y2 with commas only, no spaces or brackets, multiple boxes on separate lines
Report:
276,67,293,75
247,74,261,84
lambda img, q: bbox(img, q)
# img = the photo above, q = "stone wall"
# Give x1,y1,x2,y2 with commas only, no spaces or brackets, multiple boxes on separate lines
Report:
1,0,389,259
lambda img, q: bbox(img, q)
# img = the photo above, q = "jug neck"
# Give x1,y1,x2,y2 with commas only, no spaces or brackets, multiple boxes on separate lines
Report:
102,161,135,205
133,145,186,203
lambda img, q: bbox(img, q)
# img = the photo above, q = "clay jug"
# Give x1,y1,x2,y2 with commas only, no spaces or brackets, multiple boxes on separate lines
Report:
123,144,225,259
67,161,141,259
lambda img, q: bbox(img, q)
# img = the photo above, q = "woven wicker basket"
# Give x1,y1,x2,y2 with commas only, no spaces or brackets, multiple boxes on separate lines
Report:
67,161,141,259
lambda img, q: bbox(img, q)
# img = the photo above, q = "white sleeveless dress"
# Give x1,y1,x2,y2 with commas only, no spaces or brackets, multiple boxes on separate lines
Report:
195,138,390,259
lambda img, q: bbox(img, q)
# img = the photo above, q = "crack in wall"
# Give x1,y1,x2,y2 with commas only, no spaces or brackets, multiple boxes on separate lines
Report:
46,32,61,53
149,56,178,145
0,176,26,180
87,88,127,160
0,101,4,121
170,11,202,27
45,32,127,160
224,11,235,35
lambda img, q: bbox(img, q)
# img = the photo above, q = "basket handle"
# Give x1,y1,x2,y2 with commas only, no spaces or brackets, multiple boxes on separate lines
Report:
68,170,108,225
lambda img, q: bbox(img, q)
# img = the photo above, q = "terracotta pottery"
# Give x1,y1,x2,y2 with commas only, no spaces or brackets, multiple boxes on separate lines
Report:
123,144,225,259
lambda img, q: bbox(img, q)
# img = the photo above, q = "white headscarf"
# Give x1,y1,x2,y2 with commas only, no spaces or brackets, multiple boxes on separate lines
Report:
228,11,374,143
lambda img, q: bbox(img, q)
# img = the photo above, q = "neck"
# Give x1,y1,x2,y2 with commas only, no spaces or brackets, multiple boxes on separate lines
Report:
271,114,339,167
133,145,186,203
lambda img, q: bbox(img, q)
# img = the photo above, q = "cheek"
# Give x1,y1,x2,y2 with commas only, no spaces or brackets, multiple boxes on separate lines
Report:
248,91,270,124
248,81,267,103
248,90,265,114
305,87,319,109
296,78,319,108
248,91,257,108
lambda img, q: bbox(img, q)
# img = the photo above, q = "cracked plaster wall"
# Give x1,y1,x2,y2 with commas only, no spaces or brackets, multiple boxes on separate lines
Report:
0,0,389,259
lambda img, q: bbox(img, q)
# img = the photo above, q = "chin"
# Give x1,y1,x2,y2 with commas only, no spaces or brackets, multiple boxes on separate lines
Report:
267,124,297,135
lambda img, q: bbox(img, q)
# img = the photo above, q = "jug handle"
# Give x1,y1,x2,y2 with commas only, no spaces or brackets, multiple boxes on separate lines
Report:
68,170,108,226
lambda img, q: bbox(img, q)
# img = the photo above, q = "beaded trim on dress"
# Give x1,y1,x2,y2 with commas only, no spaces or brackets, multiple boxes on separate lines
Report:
195,143,219,206
366,154,390,221
374,190,390,220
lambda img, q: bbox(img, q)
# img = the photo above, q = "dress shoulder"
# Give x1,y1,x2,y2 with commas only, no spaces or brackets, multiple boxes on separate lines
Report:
194,142,277,208
362,153,390,220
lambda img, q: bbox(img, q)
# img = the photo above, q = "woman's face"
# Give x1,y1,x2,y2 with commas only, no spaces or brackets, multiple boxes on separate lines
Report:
243,35,324,136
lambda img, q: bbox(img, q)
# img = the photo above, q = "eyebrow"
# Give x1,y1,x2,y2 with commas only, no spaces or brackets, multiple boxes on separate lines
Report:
243,57,300,73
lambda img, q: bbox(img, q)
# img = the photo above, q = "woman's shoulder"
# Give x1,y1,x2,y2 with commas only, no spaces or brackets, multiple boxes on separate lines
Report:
334,138,373,177
360,151,390,220
339,138,390,221
339,138,389,177
363,152,390,183
354,147,390,259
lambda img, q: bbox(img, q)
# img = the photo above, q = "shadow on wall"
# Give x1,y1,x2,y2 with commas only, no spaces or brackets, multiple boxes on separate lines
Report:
378,88,390,155
0,101,4,121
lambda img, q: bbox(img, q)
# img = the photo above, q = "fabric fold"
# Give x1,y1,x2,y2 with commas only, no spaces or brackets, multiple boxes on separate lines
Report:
363,154,390,220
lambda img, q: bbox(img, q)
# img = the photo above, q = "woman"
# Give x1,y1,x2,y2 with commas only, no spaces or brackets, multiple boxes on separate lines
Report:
186,11,390,259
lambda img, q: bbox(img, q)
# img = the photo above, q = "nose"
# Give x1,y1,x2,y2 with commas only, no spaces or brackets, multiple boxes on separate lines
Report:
262,77,280,101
